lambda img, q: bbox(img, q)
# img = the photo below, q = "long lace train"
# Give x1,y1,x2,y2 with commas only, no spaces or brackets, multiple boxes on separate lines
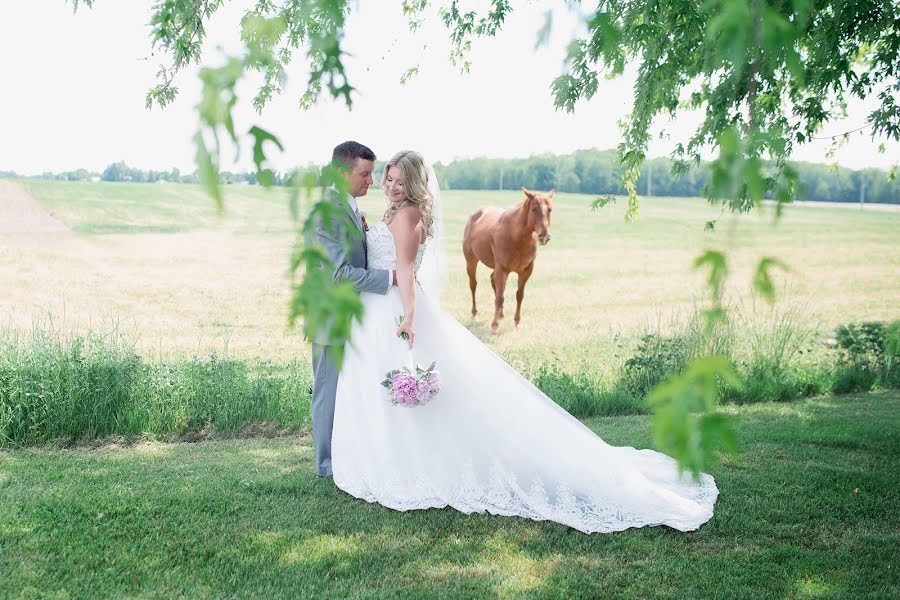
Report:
332,258,717,533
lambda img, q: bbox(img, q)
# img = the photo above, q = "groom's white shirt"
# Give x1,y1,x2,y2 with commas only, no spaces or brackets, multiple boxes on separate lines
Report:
340,188,391,290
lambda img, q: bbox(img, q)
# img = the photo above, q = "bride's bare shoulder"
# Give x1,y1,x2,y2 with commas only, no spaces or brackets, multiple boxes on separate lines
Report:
387,206,426,244
393,205,423,221
387,206,423,229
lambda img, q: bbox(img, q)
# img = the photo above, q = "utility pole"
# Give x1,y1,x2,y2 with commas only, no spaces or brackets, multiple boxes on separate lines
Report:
860,176,865,211
646,161,652,197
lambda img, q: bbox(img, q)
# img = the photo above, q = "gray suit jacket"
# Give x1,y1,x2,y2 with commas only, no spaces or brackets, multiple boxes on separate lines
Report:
304,186,391,346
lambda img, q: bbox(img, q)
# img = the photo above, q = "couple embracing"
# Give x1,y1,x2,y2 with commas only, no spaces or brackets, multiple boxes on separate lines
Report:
306,141,718,534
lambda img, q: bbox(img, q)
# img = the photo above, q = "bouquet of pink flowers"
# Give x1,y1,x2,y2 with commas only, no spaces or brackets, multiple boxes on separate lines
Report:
381,361,441,408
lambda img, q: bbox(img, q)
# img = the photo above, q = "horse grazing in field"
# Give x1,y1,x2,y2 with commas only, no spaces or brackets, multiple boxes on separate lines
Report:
462,187,554,332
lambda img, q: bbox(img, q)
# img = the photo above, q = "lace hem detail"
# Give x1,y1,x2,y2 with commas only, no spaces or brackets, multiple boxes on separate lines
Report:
334,460,718,534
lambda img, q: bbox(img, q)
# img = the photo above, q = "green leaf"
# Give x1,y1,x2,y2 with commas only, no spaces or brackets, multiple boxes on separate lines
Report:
68,0,95,11
753,256,789,303
194,133,222,212
241,14,287,61
700,412,739,457
705,0,751,69
792,0,812,27
586,11,622,70
699,307,728,335
742,157,764,205
693,250,728,303
400,65,420,85
534,10,553,51
648,355,743,478
591,195,617,211
248,125,284,188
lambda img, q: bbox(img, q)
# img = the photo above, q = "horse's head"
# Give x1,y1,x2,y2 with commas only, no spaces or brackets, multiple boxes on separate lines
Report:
522,187,553,245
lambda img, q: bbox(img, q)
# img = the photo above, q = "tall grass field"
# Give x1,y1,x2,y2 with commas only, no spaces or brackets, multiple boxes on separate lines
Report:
7,179,898,364
1,179,897,444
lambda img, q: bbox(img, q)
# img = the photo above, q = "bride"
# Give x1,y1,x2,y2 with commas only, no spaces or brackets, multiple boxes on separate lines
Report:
331,150,718,533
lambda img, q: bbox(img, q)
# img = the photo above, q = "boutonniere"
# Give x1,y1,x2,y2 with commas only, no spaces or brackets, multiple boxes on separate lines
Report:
360,212,369,231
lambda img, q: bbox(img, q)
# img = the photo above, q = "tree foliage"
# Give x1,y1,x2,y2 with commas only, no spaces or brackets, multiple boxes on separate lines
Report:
435,0,899,219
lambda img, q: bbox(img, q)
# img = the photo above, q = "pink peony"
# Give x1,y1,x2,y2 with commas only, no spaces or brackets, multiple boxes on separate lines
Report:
415,372,442,404
390,372,420,406
382,363,441,408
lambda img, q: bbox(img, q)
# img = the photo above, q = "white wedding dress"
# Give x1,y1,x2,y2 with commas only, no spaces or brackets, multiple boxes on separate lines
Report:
331,219,718,533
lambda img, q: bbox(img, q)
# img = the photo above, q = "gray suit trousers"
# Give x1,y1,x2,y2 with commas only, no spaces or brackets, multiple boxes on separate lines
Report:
306,188,390,477
311,343,339,477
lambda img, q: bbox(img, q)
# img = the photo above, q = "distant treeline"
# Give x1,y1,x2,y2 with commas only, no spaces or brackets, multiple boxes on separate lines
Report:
0,162,266,185
431,149,899,204
3,149,897,203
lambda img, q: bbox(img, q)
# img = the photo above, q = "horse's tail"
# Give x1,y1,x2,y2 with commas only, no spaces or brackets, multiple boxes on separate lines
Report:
464,208,486,229
462,208,485,255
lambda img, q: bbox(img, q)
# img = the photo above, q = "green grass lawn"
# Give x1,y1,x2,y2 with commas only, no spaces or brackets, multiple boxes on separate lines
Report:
2,391,897,599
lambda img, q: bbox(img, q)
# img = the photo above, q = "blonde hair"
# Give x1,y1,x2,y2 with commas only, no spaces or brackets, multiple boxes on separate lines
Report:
381,150,434,238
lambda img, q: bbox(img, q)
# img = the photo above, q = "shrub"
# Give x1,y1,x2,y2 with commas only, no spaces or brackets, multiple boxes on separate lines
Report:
831,364,879,395
832,320,900,390
885,321,900,384
620,334,690,398
835,321,885,368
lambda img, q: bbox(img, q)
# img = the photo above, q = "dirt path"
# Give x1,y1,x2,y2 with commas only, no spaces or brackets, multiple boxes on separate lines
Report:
0,180,70,234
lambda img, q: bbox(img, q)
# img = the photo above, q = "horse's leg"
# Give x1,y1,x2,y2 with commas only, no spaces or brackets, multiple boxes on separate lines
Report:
514,263,534,327
491,270,503,319
491,268,510,333
465,254,479,318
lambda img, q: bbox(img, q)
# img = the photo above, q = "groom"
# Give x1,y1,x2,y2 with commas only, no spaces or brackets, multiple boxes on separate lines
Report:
306,141,396,478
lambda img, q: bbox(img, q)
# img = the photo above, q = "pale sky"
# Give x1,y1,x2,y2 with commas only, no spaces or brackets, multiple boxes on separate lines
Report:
0,0,896,175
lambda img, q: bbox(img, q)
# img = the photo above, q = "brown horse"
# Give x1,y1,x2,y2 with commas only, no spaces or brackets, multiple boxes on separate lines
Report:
462,187,553,332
